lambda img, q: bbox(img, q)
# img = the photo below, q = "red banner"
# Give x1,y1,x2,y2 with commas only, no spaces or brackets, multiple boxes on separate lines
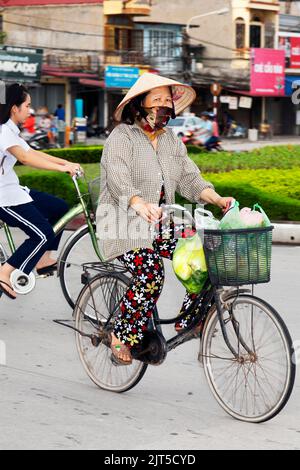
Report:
291,37,300,68
250,48,285,96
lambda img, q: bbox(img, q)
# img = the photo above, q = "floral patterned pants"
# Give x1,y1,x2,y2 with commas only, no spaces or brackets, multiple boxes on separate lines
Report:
114,222,199,349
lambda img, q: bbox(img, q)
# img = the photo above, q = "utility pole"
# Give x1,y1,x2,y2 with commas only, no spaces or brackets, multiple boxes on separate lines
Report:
181,29,192,83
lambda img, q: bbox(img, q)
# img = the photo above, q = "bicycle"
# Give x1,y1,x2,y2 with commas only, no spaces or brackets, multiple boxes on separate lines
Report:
69,204,296,423
0,170,103,298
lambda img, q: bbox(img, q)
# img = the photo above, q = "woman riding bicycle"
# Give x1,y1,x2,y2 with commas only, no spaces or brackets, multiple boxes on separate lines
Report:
96,73,233,364
0,83,82,299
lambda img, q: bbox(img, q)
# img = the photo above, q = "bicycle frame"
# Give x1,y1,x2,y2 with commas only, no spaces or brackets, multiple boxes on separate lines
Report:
0,173,104,262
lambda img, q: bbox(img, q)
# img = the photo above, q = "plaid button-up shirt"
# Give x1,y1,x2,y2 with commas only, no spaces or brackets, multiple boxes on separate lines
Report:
96,123,213,260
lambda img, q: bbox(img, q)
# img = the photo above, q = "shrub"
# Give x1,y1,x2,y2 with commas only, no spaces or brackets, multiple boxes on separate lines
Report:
19,171,87,208
43,144,300,172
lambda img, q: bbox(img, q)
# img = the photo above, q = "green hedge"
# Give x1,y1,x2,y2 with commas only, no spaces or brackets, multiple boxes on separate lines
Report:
17,166,300,221
19,171,87,208
44,146,103,163
44,144,300,172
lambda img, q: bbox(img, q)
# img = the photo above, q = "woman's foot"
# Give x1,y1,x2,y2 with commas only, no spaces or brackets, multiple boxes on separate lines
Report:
35,251,57,272
0,265,17,299
0,278,16,299
36,262,57,275
110,333,132,365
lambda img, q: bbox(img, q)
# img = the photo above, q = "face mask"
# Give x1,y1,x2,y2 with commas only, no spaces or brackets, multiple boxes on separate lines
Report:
143,106,173,130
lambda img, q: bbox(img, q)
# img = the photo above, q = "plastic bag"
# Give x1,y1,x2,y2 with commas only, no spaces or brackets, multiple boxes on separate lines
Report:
172,233,208,294
195,208,220,230
219,201,270,230
239,207,264,228
219,201,246,230
253,203,271,227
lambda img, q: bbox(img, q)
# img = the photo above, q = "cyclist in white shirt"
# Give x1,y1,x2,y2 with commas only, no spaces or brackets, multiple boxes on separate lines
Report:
0,83,82,299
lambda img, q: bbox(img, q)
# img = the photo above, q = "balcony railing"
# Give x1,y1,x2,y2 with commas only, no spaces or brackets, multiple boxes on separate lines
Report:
103,49,184,74
44,53,100,73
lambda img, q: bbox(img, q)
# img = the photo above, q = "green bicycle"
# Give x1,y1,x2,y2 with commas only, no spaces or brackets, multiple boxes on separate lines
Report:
0,171,103,303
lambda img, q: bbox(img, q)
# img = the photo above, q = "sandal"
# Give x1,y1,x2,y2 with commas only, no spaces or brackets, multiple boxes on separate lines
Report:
110,338,132,366
0,279,16,300
36,262,58,275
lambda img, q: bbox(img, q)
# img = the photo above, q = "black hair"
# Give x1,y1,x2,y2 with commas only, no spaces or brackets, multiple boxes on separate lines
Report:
119,87,176,124
0,83,29,124
120,92,148,125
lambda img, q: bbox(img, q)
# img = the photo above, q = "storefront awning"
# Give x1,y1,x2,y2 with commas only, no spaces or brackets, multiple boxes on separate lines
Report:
42,65,99,79
79,79,105,87
231,89,270,97
285,76,300,96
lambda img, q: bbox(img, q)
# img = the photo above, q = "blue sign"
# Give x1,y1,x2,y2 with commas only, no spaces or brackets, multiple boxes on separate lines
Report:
105,66,140,88
285,75,300,96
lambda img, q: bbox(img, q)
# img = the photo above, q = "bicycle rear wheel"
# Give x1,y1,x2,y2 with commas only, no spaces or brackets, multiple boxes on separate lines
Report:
201,294,295,423
59,226,99,309
74,271,148,392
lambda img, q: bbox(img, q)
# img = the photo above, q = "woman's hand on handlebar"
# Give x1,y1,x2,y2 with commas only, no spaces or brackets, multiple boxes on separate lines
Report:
215,196,235,213
130,197,162,223
61,162,84,177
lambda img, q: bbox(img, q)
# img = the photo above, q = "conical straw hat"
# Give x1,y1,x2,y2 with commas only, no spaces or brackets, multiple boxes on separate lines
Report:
113,72,196,122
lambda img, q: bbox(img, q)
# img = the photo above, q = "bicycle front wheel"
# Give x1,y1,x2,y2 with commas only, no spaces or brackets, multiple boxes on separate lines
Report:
201,294,295,423
59,226,100,309
74,271,148,393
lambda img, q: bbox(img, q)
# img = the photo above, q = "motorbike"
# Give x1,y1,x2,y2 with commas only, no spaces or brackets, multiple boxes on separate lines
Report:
86,124,110,138
24,129,61,150
226,121,247,138
182,130,223,151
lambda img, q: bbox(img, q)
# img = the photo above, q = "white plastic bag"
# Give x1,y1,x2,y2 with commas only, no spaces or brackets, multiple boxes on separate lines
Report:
195,208,220,230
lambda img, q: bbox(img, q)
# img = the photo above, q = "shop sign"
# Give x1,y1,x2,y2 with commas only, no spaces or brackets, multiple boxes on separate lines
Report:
239,97,252,109
250,48,285,96
278,34,300,69
0,46,43,81
105,66,140,88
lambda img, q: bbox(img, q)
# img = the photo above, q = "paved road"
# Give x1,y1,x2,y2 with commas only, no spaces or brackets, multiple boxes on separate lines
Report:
0,231,299,450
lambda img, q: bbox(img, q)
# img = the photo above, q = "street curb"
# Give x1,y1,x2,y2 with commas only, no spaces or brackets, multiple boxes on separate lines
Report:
273,223,300,245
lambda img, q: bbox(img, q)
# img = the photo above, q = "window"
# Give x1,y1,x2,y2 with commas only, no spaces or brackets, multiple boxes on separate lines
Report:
265,22,275,49
235,18,246,49
105,26,143,52
250,17,263,48
148,30,177,58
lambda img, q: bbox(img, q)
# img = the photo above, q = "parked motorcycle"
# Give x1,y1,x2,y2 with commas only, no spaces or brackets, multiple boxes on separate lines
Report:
182,130,223,151
25,129,61,150
86,124,111,138
226,121,247,138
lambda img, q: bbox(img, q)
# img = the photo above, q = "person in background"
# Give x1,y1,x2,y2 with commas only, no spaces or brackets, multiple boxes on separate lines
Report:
204,112,222,150
259,119,272,140
192,111,214,149
54,104,65,122
23,108,36,135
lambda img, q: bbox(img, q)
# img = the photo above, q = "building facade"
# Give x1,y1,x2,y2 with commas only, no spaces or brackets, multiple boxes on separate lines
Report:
0,0,105,127
0,0,299,135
